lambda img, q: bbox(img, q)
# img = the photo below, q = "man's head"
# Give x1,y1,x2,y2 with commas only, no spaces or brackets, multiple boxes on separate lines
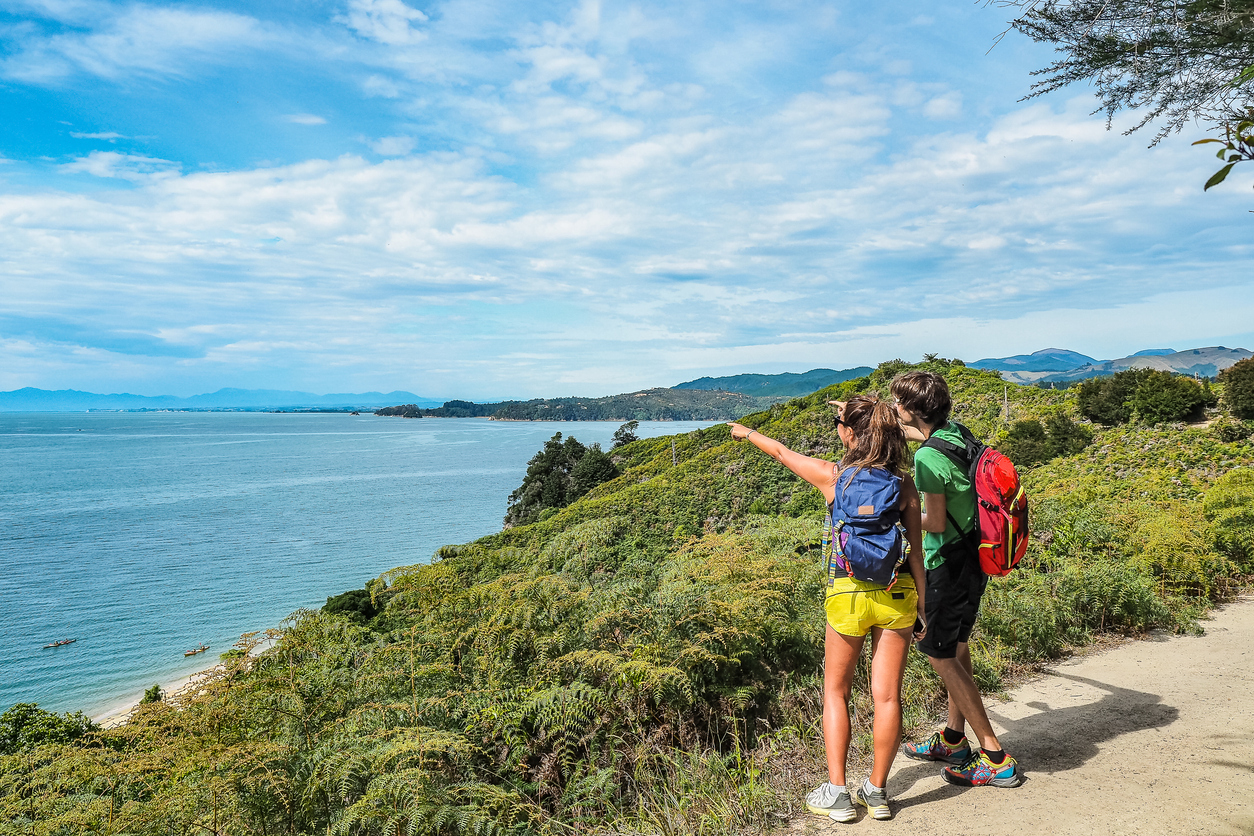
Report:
890,370,951,430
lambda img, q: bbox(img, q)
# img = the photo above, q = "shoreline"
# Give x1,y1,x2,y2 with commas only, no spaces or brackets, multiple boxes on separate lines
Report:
91,666,221,728
90,636,276,728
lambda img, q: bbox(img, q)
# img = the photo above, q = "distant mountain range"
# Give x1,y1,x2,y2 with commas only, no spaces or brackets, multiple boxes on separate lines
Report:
969,346,1252,384
7,347,1250,414
968,349,1098,373
0,387,443,412
673,367,873,398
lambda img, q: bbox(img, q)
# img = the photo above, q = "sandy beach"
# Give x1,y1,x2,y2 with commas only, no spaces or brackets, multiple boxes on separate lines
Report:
91,664,223,727
90,636,275,728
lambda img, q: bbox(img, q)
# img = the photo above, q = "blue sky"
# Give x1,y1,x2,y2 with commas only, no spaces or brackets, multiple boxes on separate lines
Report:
1,0,1252,399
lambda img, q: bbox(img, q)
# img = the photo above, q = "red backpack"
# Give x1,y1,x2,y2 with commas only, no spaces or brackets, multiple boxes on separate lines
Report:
920,423,1029,577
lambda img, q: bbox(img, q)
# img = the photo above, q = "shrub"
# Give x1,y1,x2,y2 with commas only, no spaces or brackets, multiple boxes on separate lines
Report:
1078,370,1148,424
1203,468,1254,570
1209,417,1253,443
998,414,1092,467
324,587,378,622
1128,371,1208,423
1079,369,1209,425
140,684,163,704
1044,413,1094,456
999,420,1052,467
1220,357,1254,419
0,704,97,754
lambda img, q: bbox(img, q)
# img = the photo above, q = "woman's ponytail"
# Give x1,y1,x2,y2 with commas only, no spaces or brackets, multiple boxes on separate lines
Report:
837,394,908,480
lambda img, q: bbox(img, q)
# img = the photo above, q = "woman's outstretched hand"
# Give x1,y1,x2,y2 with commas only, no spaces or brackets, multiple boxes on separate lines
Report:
727,422,754,440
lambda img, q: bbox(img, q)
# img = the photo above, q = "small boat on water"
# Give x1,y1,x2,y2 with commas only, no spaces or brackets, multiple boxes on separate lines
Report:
42,638,76,649
183,643,210,657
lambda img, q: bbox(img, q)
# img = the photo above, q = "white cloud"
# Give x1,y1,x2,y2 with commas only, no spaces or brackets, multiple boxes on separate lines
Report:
70,131,125,140
343,0,428,46
369,135,416,155
0,5,274,82
923,91,963,119
1,2,1252,397
59,150,179,181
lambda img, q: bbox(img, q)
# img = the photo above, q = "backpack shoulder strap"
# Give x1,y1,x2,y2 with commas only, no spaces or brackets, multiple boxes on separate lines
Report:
919,434,970,470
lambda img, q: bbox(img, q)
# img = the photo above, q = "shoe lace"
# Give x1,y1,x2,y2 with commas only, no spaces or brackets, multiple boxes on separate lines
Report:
954,750,983,772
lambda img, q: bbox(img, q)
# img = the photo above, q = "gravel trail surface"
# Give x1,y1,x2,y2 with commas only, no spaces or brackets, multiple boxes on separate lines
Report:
801,595,1254,834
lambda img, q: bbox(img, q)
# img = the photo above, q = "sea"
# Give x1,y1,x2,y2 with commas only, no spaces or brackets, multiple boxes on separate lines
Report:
0,412,717,717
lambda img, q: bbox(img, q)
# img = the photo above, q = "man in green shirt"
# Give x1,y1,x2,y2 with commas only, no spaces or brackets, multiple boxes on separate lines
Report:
890,371,1021,789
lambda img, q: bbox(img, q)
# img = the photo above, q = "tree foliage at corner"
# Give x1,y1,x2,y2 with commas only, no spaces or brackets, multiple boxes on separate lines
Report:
1220,357,1254,418
504,433,619,526
1010,0,1254,137
1005,0,1254,189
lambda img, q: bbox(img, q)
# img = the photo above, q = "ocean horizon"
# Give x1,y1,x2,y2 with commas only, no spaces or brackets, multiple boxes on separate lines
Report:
0,412,718,717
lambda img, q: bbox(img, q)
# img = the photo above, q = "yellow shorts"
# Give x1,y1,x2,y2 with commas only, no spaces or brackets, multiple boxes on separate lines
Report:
824,575,917,637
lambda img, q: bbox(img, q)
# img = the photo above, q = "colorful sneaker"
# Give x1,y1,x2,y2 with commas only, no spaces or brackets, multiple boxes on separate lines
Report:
805,782,856,822
854,782,891,820
942,750,1022,788
901,731,971,765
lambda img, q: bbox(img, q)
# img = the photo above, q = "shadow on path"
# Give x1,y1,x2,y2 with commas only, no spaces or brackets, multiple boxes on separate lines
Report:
890,671,1179,810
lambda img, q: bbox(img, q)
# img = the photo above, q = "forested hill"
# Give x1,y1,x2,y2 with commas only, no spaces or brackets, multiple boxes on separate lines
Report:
673,366,872,398
7,358,1254,836
490,387,771,420
378,388,776,421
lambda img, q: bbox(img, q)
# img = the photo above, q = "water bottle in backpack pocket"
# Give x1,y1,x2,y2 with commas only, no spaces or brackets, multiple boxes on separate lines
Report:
822,466,909,588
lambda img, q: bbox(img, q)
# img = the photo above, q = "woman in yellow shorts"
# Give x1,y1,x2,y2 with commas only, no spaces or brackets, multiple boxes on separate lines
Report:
729,394,925,821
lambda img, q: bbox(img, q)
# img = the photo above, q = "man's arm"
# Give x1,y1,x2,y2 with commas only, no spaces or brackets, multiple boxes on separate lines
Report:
920,490,947,533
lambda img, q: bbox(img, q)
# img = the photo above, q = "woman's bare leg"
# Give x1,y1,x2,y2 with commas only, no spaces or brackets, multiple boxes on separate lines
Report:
867,626,914,787
823,624,864,786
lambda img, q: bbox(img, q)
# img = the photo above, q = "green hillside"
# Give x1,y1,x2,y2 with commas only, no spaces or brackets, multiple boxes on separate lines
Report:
490,388,775,421
4,359,1253,836
672,367,873,398
377,389,778,421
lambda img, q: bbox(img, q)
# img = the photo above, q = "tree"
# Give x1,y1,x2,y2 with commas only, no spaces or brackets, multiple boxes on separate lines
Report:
999,419,1053,467
1078,368,1207,424
504,433,619,526
140,684,164,704
1221,356,1254,418
571,445,618,496
998,414,1093,466
612,420,640,449
1128,371,1209,422
1078,370,1150,424
1004,0,1254,189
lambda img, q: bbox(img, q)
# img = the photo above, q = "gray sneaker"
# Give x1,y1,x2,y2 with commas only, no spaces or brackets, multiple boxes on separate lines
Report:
805,782,856,822
854,783,891,820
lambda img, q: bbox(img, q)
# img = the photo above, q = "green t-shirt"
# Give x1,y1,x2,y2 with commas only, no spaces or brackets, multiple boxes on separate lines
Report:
913,422,977,570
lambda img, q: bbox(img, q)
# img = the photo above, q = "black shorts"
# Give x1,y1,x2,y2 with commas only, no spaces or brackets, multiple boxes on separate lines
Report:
917,551,988,660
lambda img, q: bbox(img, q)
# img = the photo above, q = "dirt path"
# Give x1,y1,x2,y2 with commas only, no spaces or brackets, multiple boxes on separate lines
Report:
803,595,1254,835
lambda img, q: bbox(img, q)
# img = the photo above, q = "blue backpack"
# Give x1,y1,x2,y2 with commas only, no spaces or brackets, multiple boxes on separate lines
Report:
822,466,909,588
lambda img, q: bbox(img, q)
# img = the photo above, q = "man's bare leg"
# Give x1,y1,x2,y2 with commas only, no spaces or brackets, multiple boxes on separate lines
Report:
927,647,1002,753
945,641,974,736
